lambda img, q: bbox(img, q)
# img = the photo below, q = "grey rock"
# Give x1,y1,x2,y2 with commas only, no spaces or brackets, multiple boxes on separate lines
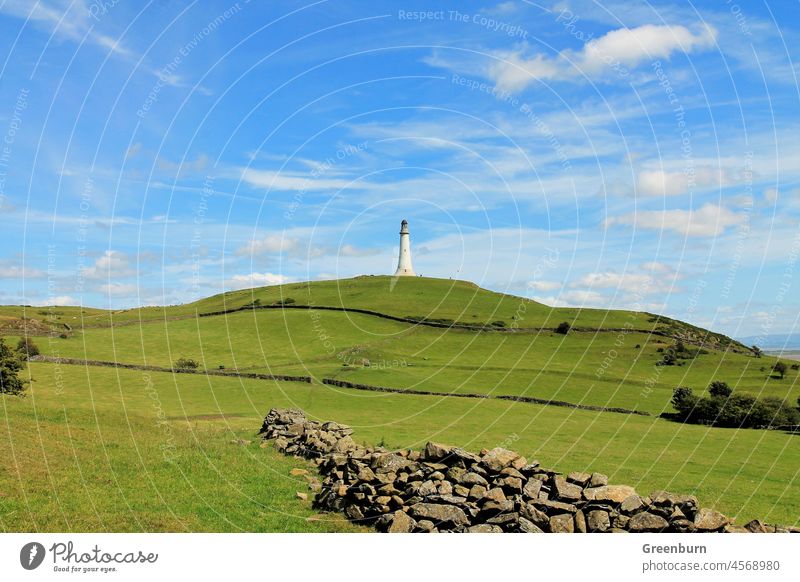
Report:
410,503,469,527
620,495,646,514
694,508,729,531
481,447,524,473
567,472,592,487
468,484,488,500
333,435,357,453
583,485,637,504
418,480,438,497
629,512,669,532
459,472,489,487
467,524,503,533
423,441,453,461
520,503,550,529
574,510,587,533
549,513,574,533
387,510,416,533
518,516,545,533
372,453,411,474
522,478,542,499
587,510,611,532
486,512,519,526
483,487,507,503
553,475,583,501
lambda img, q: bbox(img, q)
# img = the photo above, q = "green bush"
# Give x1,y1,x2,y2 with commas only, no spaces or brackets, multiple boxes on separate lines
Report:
555,321,571,335
174,357,199,370
716,393,758,427
772,362,787,379
16,337,40,359
658,352,677,366
0,338,27,396
670,383,799,429
671,387,696,412
708,381,732,399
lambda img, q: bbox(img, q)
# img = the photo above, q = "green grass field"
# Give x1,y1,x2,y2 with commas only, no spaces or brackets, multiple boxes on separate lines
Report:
20,306,798,415
1,276,798,531
1,363,797,530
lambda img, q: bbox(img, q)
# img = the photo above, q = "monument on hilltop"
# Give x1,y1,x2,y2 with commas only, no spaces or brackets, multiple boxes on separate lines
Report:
393,219,416,277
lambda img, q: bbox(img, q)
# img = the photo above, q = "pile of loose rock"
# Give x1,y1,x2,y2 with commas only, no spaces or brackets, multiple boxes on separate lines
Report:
259,408,793,533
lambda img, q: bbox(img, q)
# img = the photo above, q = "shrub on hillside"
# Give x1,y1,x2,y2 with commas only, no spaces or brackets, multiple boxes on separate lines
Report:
708,381,732,399
0,338,27,396
555,321,571,335
658,351,677,366
671,386,696,411
772,362,787,379
174,357,199,371
16,337,40,359
670,383,799,429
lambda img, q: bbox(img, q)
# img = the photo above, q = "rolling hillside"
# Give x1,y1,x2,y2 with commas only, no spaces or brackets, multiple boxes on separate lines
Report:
2,276,798,531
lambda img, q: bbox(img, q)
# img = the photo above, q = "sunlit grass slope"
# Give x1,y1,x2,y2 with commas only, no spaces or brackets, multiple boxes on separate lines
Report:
1,363,797,530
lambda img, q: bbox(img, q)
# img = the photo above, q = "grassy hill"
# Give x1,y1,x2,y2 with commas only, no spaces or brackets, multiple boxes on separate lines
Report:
1,275,798,531
0,276,751,353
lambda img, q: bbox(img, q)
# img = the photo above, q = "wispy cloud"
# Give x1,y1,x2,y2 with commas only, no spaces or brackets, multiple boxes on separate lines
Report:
225,272,292,290
0,0,135,59
604,203,746,237
424,23,717,92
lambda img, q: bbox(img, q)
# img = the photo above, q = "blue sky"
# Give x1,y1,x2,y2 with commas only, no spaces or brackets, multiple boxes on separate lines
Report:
0,0,798,338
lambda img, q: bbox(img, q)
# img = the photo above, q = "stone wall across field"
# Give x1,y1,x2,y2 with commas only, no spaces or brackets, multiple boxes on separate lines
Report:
28,355,312,383
259,407,796,533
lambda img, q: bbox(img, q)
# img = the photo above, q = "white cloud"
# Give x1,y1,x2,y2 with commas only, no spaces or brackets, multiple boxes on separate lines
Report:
557,289,608,306
0,0,135,59
527,280,561,292
0,264,46,279
237,168,374,192
572,271,654,290
604,203,745,237
427,23,716,92
339,244,380,257
236,236,300,257
40,295,77,306
580,23,716,72
487,50,561,92
636,166,731,197
82,250,136,280
157,154,209,176
226,272,292,290
641,261,675,275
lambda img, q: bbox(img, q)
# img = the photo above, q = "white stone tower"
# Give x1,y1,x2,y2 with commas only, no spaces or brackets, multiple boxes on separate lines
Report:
394,219,416,276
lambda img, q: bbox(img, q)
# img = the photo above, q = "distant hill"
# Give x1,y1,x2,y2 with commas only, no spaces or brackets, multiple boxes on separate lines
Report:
738,333,800,350
0,275,750,353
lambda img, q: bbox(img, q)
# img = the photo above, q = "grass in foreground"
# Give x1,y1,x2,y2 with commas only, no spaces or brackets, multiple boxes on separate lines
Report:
1,362,797,531
0,365,360,532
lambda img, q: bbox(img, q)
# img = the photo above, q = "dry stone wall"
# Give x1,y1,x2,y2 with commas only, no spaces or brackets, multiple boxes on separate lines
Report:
260,408,795,533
